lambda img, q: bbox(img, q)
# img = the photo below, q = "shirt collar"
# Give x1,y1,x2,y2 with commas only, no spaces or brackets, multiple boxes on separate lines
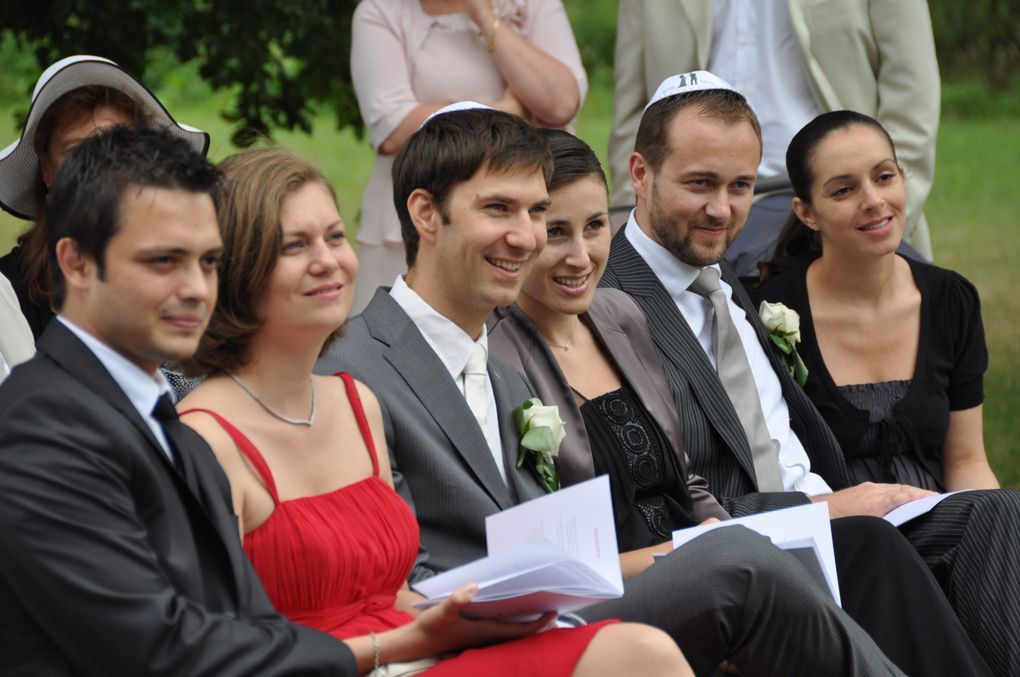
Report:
625,211,723,299
57,315,171,418
389,276,487,380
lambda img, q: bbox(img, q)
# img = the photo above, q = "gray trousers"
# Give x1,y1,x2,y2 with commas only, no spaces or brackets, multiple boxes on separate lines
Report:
578,526,903,677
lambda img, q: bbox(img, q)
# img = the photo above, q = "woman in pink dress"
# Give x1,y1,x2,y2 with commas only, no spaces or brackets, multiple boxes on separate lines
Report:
350,0,587,313
178,146,691,676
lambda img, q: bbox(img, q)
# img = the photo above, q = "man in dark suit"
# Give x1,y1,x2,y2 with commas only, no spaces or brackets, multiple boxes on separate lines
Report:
318,104,912,676
0,126,354,675
601,72,1017,673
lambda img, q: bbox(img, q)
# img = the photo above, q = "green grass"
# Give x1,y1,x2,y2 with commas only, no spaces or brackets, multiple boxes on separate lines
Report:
925,119,1020,487
1,79,1017,488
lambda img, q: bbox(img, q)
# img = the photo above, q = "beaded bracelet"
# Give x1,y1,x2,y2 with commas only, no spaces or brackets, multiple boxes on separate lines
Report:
370,632,381,671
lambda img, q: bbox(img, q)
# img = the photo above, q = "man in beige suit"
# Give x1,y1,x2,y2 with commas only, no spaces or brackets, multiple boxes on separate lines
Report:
0,271,33,382
608,0,940,272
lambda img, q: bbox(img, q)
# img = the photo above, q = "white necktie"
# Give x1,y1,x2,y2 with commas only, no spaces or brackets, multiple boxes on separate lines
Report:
463,342,490,441
690,267,784,492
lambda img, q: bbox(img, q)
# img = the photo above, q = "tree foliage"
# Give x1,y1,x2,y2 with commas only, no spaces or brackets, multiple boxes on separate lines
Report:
1,0,1015,145
0,1,362,145
930,0,1019,91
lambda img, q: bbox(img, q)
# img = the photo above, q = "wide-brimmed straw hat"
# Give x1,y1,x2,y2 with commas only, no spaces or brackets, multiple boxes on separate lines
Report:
0,54,209,220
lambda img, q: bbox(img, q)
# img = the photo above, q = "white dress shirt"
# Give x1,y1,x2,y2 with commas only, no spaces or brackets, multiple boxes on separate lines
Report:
389,276,507,482
58,316,175,462
709,0,824,182
626,218,832,495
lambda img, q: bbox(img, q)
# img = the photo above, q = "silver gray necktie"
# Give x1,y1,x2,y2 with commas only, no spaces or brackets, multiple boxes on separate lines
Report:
690,267,785,492
463,342,490,442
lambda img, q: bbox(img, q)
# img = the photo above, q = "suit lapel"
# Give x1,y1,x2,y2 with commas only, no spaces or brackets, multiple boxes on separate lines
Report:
724,267,851,489
38,322,245,600
587,299,688,478
365,294,514,510
605,232,761,486
40,323,179,474
491,364,537,504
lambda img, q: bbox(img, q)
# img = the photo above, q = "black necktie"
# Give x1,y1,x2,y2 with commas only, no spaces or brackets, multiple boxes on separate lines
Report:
151,393,186,475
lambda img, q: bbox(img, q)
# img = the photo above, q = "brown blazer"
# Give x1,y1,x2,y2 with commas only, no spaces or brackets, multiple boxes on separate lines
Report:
487,288,729,523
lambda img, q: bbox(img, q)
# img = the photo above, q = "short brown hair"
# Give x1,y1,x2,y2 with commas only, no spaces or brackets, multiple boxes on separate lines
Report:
20,85,151,311
634,89,762,172
185,146,337,375
392,108,552,267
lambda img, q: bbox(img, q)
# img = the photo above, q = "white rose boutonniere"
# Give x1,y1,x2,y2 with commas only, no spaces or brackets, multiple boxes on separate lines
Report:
759,301,808,387
512,398,565,493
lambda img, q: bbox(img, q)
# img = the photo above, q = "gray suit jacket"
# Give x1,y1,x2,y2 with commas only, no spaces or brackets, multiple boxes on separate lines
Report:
601,227,850,516
487,290,728,523
316,289,545,582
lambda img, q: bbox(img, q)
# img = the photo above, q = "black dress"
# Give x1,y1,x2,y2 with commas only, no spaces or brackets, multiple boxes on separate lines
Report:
756,257,1020,676
755,255,988,490
577,386,697,550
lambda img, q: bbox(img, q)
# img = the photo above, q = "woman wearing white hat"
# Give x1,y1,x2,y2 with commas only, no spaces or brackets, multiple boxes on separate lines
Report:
0,55,209,339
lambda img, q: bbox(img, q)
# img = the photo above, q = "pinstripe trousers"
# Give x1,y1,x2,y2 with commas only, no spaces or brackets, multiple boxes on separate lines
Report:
900,490,1020,677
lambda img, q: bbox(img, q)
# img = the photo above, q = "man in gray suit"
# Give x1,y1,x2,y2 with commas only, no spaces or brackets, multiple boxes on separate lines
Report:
601,73,1018,674
318,104,908,675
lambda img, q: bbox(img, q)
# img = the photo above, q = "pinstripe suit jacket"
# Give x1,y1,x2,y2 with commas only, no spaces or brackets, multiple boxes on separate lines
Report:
601,227,850,516
316,288,545,582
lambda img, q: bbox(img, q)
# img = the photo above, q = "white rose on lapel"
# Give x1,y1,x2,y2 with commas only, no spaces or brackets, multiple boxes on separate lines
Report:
513,398,565,493
758,301,801,343
518,400,566,455
759,301,808,387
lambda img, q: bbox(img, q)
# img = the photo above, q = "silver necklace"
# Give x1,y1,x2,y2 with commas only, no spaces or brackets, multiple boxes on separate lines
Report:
226,370,317,427
544,321,580,352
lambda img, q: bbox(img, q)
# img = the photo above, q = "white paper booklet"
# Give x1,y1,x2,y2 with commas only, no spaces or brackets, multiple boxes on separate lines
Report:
412,476,623,620
882,490,972,527
669,502,841,606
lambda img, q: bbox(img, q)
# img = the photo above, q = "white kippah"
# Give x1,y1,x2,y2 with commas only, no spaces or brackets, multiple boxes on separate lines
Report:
421,101,494,128
644,71,738,112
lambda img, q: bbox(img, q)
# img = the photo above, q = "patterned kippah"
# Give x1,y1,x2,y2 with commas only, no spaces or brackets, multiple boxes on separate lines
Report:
644,71,738,111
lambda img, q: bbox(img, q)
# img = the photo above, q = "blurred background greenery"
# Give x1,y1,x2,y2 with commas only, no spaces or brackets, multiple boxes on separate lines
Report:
1,1,1017,485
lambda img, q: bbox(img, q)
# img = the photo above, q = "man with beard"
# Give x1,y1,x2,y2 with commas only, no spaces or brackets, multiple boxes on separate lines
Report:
601,71,1016,676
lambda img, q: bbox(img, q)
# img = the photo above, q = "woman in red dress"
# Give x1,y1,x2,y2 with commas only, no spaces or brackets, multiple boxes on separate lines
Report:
178,146,691,676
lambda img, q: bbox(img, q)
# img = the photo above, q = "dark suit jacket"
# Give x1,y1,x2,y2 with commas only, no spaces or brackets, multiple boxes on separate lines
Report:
600,227,850,516
0,321,353,676
316,289,545,582
487,290,729,523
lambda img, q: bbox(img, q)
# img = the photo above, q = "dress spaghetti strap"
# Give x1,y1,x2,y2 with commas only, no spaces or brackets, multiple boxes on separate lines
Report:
336,372,380,478
178,407,281,505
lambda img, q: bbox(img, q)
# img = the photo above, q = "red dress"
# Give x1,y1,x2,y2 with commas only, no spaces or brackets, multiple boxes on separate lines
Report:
182,372,614,675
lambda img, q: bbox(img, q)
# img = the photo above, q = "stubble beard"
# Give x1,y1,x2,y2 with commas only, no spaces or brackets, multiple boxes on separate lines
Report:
648,181,735,268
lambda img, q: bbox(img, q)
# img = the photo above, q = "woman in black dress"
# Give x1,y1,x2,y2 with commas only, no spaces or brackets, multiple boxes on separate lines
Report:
755,110,1020,675
756,110,997,492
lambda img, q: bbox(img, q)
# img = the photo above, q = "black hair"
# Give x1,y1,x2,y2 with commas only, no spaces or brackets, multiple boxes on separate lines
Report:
46,124,221,308
539,128,607,192
762,110,896,282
